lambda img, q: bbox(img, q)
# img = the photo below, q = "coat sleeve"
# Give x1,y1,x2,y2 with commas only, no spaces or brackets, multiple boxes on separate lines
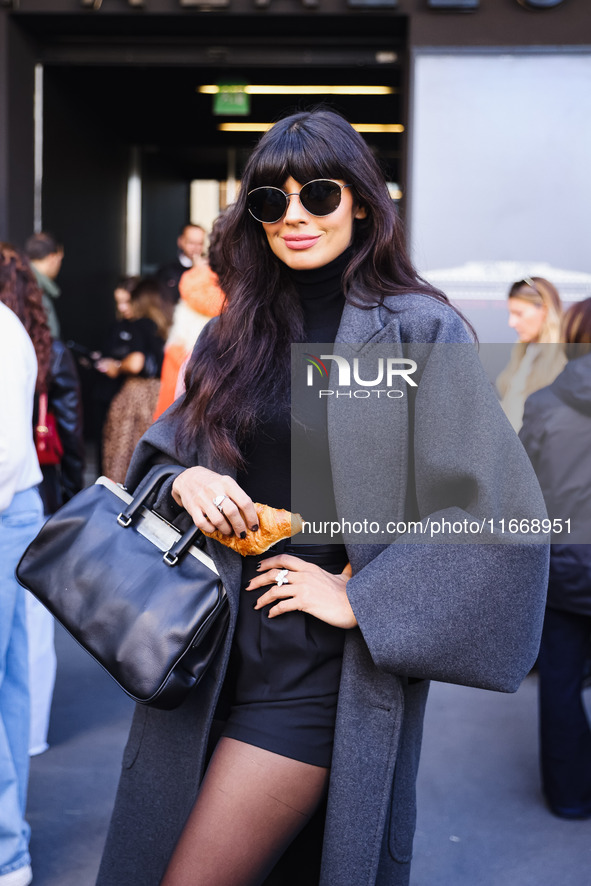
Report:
49,341,85,502
345,335,550,693
518,388,551,473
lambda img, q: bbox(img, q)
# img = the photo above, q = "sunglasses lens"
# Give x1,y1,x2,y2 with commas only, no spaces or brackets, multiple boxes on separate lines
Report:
300,180,342,216
247,188,287,223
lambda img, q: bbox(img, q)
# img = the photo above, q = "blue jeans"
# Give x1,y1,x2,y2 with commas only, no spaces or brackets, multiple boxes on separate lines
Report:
0,487,44,876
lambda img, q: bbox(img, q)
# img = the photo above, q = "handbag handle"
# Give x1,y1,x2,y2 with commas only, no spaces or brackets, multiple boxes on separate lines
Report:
116,464,204,567
37,392,48,432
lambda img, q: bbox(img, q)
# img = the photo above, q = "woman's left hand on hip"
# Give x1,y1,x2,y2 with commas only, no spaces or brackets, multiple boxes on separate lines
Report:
246,555,357,629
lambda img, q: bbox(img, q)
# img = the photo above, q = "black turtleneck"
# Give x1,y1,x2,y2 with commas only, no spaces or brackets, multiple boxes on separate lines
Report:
236,250,347,532
289,248,349,343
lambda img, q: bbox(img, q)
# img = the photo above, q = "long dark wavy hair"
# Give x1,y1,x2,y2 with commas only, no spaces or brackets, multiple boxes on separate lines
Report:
177,108,455,468
0,242,52,393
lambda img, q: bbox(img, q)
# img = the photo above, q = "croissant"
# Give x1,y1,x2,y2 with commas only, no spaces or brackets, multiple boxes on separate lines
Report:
201,503,303,557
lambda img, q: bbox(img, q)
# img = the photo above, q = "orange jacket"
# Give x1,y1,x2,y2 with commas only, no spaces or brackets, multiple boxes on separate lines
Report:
153,264,225,420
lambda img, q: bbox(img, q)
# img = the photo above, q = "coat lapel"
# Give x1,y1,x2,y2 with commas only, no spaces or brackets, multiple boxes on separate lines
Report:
328,302,409,551
335,299,383,350
320,302,411,883
322,640,405,886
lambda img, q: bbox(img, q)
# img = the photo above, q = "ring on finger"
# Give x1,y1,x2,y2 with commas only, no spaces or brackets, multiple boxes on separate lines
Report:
276,568,290,587
212,494,228,513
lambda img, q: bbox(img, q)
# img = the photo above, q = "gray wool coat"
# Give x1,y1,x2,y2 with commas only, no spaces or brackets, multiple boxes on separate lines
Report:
96,293,549,886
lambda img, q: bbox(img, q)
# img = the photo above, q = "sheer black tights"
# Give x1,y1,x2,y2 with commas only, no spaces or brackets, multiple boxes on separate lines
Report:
160,737,329,886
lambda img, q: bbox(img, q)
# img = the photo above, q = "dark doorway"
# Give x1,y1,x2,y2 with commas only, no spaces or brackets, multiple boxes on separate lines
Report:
17,12,407,350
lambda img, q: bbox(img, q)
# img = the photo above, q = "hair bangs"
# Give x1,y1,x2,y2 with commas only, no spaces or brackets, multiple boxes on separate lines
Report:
248,115,351,190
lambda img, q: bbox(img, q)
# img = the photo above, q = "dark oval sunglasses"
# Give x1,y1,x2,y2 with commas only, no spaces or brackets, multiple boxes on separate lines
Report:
247,179,352,224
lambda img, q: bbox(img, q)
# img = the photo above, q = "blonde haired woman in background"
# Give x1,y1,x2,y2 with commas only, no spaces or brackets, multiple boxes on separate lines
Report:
497,276,566,431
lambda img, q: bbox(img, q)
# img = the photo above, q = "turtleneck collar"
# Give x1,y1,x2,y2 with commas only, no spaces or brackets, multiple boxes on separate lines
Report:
286,247,351,342
286,247,351,299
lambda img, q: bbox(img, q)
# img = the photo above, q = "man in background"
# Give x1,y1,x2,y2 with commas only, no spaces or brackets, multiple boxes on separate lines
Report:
156,223,206,309
24,233,64,340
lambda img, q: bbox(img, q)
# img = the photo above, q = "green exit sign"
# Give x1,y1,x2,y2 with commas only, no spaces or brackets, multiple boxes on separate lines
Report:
214,84,250,116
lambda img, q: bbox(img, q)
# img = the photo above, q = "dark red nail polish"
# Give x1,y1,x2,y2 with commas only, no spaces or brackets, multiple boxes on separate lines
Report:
240,531,247,539
251,524,259,532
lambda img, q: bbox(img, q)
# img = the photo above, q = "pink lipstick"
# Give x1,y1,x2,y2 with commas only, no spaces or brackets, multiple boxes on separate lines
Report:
283,236,320,250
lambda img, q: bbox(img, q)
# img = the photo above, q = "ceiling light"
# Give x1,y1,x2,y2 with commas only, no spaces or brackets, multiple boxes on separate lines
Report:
218,123,273,132
199,85,396,96
217,122,404,133
352,124,404,133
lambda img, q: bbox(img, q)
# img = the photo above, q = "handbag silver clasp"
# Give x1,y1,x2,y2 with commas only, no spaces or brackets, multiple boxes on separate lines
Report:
163,551,179,567
117,513,132,528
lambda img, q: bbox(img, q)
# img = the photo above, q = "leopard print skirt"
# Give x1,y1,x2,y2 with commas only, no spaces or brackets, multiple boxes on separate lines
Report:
102,377,161,485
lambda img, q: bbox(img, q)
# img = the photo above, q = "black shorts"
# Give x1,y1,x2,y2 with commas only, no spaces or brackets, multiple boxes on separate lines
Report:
221,543,348,767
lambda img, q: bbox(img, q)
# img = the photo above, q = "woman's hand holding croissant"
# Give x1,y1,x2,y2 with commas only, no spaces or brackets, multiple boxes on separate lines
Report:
172,468,303,556
172,466,259,539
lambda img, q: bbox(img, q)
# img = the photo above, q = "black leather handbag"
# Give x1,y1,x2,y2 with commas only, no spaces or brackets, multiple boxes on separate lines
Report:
16,465,229,710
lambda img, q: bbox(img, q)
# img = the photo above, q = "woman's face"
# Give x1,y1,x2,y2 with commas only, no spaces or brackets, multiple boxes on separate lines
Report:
114,287,133,319
507,295,547,344
261,177,366,271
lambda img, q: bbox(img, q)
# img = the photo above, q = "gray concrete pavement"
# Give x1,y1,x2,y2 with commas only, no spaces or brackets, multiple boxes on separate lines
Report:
27,625,134,886
411,679,591,886
26,625,591,885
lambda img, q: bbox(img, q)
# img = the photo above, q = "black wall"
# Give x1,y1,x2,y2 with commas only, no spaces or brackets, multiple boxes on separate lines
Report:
141,151,190,274
0,17,36,245
42,67,128,349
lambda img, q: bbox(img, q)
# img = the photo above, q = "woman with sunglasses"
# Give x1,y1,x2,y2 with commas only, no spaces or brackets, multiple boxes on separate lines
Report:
497,276,566,431
97,110,549,886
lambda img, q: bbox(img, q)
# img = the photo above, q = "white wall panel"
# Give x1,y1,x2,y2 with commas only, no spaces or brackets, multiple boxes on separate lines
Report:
410,52,591,276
